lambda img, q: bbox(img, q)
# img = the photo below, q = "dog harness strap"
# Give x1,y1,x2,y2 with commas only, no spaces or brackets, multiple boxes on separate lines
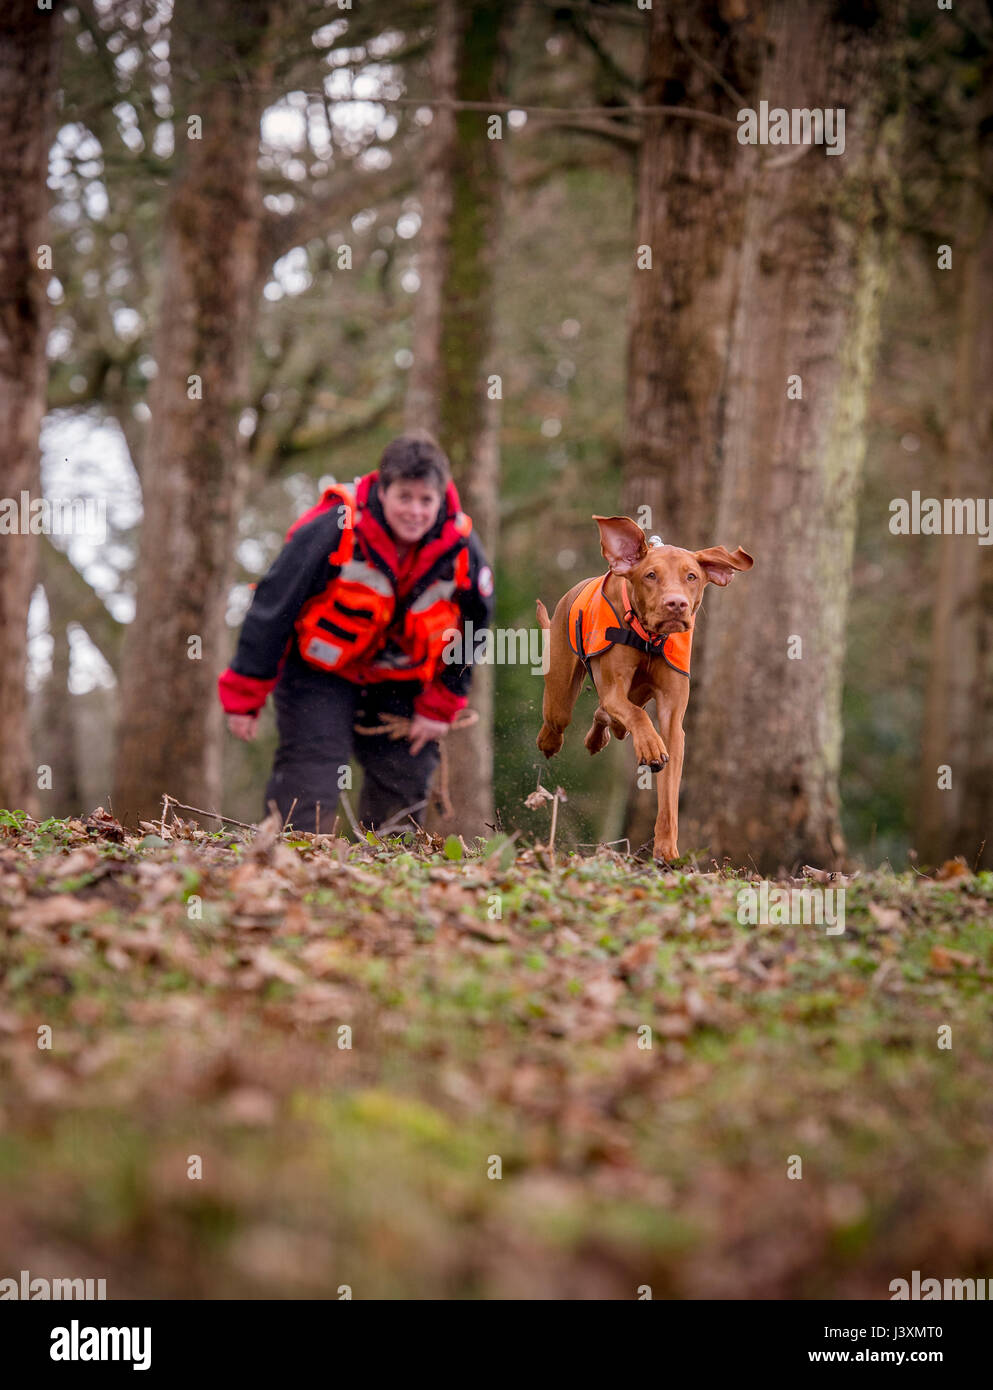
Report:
620,577,661,647
603,625,653,655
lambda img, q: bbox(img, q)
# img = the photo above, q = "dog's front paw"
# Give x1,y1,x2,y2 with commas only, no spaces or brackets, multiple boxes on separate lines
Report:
536,723,564,758
635,730,669,771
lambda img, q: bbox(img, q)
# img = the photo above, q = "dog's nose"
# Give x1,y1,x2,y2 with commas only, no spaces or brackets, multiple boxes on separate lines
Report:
663,595,690,615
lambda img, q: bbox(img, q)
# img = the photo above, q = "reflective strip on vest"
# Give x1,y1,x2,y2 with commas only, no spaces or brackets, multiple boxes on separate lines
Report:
338,559,394,597
303,637,344,667
407,577,457,612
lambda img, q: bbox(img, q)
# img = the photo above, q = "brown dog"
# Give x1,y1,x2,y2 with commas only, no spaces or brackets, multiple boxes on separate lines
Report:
536,515,753,862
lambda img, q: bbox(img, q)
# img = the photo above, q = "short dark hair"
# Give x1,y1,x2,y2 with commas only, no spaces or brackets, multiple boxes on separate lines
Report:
378,431,450,493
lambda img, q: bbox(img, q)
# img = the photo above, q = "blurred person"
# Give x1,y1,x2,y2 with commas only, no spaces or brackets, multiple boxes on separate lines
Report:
218,432,494,832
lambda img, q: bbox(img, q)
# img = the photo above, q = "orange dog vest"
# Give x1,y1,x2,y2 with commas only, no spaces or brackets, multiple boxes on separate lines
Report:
567,573,692,678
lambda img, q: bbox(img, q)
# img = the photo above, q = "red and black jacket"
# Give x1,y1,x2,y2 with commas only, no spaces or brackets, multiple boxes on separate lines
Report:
218,472,494,723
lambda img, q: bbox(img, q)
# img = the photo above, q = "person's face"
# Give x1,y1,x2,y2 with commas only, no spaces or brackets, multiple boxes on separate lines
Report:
380,477,443,545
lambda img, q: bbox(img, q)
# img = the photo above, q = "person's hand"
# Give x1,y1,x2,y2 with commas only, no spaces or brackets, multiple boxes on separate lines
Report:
227,712,260,741
407,714,449,756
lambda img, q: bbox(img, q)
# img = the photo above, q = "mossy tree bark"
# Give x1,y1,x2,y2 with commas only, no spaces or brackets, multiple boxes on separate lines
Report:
0,1,60,814
681,0,902,873
917,79,993,869
37,537,93,818
621,0,763,852
114,1,278,826
622,0,763,546
405,0,515,839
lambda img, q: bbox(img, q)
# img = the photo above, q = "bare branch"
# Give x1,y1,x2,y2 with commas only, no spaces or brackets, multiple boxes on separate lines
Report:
389,97,737,132
524,114,640,147
263,391,398,480
258,160,417,272
40,537,125,673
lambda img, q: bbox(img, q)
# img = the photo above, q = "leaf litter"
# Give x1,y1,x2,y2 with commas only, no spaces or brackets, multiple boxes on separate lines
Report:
0,808,992,1297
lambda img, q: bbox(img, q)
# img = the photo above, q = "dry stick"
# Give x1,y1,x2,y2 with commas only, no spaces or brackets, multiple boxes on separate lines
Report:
548,790,560,867
160,794,255,832
315,801,320,836
574,838,631,856
283,797,298,831
376,798,430,836
434,744,451,819
338,791,363,841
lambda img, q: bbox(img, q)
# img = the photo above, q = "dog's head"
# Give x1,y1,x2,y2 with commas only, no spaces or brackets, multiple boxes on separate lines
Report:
593,515,754,636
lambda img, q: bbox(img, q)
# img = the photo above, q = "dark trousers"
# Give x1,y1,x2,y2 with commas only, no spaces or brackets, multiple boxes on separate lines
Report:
264,656,440,833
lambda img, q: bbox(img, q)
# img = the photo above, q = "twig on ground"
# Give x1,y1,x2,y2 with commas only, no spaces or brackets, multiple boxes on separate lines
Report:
160,794,255,832
376,798,429,835
524,776,567,866
338,791,363,840
549,793,560,865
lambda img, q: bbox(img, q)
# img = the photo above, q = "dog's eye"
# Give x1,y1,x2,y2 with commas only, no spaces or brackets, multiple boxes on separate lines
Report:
686,572,698,582
645,571,656,581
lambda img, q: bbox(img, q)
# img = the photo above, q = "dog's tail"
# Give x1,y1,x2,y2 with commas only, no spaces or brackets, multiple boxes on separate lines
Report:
535,599,551,630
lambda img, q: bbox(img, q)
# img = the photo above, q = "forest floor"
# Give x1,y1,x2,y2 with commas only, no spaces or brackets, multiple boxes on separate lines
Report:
0,807,991,1299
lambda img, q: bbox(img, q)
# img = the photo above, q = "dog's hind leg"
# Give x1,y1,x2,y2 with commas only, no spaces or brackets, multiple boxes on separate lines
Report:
536,596,584,758
537,661,583,757
584,706,611,755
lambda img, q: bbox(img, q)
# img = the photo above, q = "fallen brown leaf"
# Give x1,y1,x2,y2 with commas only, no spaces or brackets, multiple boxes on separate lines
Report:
869,902,903,932
935,857,971,882
929,945,976,973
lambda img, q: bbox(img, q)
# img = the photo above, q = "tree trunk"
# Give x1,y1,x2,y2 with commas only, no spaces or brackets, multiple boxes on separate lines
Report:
622,0,763,546
37,620,82,819
622,0,763,852
0,1,60,814
405,0,514,839
114,1,276,826
681,0,901,873
39,535,92,816
917,93,993,869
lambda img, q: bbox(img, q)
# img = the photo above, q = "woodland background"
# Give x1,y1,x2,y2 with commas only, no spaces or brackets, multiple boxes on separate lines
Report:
2,0,992,873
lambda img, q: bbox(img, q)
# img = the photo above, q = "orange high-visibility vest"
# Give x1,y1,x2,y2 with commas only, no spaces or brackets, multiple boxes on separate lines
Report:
567,573,692,678
292,485,473,685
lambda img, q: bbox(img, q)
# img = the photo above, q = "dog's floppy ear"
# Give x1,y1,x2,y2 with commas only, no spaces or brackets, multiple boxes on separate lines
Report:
594,515,649,574
694,546,754,587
